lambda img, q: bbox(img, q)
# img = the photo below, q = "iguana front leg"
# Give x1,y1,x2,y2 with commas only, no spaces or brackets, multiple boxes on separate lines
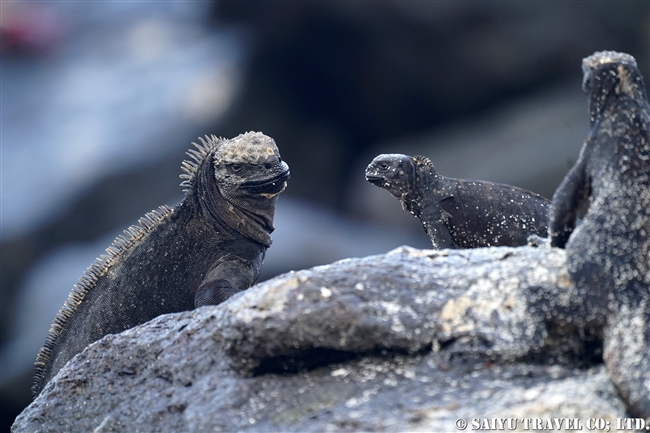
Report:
549,151,590,248
194,254,262,307
419,201,456,249
421,219,454,249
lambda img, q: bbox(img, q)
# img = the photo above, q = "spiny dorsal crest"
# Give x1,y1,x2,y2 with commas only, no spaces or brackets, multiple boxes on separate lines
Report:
59,206,172,311
180,134,223,193
413,155,435,172
33,205,173,395
179,132,281,193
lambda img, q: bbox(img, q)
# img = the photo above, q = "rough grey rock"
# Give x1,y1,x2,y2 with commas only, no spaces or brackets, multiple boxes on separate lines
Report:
12,246,625,432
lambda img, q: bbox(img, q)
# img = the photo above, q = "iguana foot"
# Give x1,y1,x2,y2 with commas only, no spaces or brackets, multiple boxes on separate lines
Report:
194,280,242,307
527,234,549,247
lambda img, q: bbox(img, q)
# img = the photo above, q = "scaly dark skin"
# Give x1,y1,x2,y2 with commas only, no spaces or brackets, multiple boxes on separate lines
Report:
32,132,289,397
548,51,650,420
365,154,549,249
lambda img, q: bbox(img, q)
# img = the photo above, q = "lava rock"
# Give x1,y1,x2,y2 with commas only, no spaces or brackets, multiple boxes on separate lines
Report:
12,246,624,432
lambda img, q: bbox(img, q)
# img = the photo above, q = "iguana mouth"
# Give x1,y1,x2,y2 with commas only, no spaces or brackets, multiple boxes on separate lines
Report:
365,175,388,187
242,170,291,194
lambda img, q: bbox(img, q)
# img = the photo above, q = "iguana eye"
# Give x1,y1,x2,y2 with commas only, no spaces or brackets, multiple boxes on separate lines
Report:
231,164,242,172
379,162,389,170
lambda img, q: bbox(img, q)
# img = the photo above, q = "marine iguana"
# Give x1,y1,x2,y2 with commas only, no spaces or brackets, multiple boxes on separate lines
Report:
548,51,650,419
365,154,549,249
31,131,290,397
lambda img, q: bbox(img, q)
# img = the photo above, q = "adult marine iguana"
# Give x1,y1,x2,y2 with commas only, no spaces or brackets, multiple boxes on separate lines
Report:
548,51,650,419
365,154,549,249
32,132,290,397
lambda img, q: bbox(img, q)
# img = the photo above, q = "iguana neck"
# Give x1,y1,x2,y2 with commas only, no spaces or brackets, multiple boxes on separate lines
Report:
402,157,450,217
196,157,274,248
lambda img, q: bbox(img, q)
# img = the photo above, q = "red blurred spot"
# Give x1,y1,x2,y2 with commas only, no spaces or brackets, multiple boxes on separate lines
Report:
1,4,64,55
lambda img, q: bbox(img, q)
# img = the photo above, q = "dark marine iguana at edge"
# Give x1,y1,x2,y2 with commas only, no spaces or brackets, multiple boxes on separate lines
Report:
32,131,290,397
545,51,650,419
365,154,550,249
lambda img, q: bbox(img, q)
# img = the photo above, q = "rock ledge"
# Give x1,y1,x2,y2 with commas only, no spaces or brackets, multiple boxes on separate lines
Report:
12,246,624,432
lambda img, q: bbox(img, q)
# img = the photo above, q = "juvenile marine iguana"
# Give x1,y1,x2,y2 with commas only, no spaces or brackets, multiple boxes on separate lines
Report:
547,51,650,419
32,131,290,397
365,154,549,249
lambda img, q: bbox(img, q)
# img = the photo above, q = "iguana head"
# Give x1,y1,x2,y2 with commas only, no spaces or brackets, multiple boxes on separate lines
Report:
366,153,440,215
212,132,290,202
366,153,439,194
365,154,417,198
180,132,289,247
581,51,647,124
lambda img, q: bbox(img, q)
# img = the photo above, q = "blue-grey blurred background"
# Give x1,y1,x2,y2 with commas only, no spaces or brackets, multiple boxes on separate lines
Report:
1,1,648,428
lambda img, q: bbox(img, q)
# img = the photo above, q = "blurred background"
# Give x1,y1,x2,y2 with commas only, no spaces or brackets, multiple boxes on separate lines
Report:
1,1,648,428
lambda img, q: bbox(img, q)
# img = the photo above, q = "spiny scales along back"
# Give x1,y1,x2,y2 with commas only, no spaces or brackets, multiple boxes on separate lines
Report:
549,51,650,419
365,153,549,249
32,132,290,397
